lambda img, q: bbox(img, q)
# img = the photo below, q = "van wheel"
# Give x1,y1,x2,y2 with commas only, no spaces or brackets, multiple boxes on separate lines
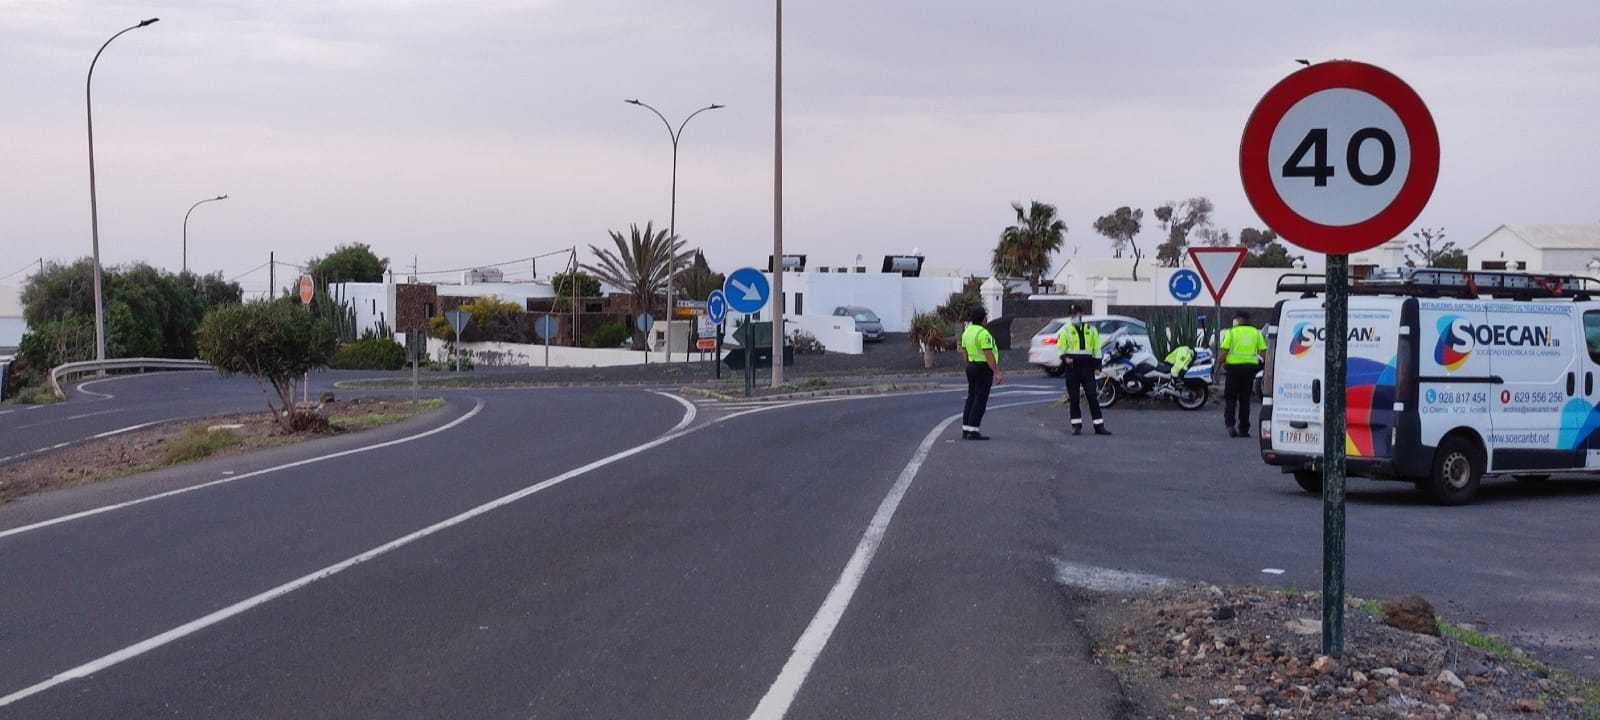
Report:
1292,470,1322,494
1096,377,1119,408
1424,436,1484,505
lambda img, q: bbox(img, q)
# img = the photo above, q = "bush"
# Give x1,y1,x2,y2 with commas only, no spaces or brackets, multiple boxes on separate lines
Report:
330,337,407,370
161,424,243,464
197,301,338,432
589,321,630,348
938,292,983,323
789,329,826,355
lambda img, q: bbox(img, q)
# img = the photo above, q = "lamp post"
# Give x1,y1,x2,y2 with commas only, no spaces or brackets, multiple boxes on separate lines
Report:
183,194,228,275
87,17,159,361
625,98,724,363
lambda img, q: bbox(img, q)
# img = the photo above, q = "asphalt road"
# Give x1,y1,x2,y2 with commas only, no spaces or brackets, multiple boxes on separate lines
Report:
2,372,1598,718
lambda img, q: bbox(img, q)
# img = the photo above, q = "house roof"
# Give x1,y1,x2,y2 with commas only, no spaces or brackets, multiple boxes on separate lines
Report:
1470,224,1600,251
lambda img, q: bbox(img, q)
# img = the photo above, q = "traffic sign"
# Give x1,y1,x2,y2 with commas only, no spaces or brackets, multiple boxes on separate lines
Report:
636,312,654,334
1168,269,1203,303
705,289,728,325
534,314,559,340
1188,247,1248,303
444,310,471,336
298,275,314,305
1239,60,1439,255
724,268,770,315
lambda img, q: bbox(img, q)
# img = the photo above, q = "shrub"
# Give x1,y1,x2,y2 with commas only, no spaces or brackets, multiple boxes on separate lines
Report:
789,329,826,355
589,321,630,349
161,424,243,464
938,292,983,323
330,337,407,370
196,301,338,432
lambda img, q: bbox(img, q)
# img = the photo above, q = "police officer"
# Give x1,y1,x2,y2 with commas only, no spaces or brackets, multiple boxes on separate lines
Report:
1219,309,1267,438
1058,305,1110,436
960,306,1002,440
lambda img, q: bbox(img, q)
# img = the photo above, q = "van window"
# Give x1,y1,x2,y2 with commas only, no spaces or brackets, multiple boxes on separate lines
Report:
1585,311,1600,364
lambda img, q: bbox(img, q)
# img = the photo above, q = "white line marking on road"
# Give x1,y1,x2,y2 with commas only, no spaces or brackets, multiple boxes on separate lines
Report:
0,401,486,542
0,419,182,465
746,397,1052,720
0,410,13,416
74,379,117,400
1051,559,1176,593
0,394,696,709
66,409,123,421
1262,568,1286,575
655,391,697,434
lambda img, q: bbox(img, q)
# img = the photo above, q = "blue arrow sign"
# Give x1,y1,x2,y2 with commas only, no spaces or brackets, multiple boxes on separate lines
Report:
1169,269,1202,303
724,267,770,315
705,289,728,325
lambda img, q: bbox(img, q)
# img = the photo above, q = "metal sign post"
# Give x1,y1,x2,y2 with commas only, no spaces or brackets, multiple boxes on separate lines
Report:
444,310,471,372
1240,60,1439,657
535,314,560,368
744,316,755,397
637,313,655,365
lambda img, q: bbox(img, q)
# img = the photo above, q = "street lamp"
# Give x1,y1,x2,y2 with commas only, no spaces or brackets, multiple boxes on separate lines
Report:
625,98,724,362
183,194,229,274
87,17,159,361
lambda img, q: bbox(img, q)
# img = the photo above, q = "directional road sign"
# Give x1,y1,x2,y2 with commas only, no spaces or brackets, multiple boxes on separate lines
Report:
724,267,770,315
1168,269,1202,303
705,289,728,325
1188,247,1248,304
1239,60,1440,254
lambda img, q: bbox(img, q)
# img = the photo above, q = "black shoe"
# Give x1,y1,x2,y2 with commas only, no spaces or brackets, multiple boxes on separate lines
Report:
1094,427,1112,436
1072,427,1082,436
1228,428,1239,438
967,431,990,441
1238,431,1251,439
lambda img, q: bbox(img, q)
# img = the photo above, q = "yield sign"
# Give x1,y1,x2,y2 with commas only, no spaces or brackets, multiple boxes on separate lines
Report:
1187,247,1248,303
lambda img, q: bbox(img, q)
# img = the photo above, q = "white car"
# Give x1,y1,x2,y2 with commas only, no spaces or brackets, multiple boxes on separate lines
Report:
1028,314,1151,376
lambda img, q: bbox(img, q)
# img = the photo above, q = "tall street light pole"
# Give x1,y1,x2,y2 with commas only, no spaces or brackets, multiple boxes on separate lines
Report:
625,98,724,363
772,0,785,387
87,17,159,361
183,194,228,275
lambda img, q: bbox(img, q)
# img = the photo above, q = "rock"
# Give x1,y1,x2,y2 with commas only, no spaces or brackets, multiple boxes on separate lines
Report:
1351,670,1368,684
1212,605,1237,621
1311,655,1339,673
1381,594,1441,635
1438,669,1466,689
1398,661,1428,676
1373,667,1400,678
1286,618,1321,635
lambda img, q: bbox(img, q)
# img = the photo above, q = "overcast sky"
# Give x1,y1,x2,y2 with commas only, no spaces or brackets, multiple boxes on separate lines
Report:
1,0,1596,296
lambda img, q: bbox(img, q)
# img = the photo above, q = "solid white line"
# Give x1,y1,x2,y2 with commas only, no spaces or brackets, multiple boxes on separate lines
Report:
746,398,1051,720
0,394,698,709
0,401,486,542
0,419,181,465
654,391,697,434
65,409,123,421
0,409,14,416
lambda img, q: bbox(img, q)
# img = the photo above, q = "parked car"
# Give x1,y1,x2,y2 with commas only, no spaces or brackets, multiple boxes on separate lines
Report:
833,306,885,342
1028,314,1151,376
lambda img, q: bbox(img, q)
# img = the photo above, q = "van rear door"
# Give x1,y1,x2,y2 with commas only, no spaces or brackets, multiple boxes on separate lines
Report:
1266,298,1402,461
1268,300,1327,456
1482,302,1583,470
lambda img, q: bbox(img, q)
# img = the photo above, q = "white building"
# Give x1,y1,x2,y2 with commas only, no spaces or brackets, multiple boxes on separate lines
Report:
1466,224,1600,275
0,285,25,350
332,273,564,338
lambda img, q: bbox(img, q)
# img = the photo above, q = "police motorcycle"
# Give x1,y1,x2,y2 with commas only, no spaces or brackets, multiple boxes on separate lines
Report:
1094,332,1213,410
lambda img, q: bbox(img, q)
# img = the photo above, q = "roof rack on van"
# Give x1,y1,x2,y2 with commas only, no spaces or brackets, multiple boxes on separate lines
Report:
1276,268,1599,301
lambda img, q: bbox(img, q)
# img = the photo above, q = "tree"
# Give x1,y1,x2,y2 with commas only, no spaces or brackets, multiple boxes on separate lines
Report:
1239,227,1295,268
196,301,338,432
552,270,602,313
305,243,388,284
676,251,726,303
19,259,241,360
1153,197,1216,268
1093,207,1145,281
1405,227,1463,269
582,222,693,349
991,201,1067,294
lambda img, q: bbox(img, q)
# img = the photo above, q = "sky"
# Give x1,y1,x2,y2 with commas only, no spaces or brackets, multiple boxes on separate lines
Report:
1,0,1597,298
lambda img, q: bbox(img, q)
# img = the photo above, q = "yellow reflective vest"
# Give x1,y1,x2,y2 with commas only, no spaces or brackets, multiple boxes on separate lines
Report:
1222,324,1267,365
962,323,996,362
1057,322,1100,356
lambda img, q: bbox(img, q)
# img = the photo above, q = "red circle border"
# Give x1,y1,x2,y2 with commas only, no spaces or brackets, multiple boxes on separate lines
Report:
1239,61,1440,255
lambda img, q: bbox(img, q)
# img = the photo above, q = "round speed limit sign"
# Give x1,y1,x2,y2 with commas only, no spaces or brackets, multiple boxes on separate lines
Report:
1239,61,1439,254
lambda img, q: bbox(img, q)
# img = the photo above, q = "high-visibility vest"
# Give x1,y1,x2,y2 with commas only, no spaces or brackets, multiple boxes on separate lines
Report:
1222,324,1266,364
962,323,996,363
1057,322,1099,356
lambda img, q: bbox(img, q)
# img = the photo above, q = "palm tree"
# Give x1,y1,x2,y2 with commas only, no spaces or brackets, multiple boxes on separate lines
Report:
583,222,694,348
992,200,1067,294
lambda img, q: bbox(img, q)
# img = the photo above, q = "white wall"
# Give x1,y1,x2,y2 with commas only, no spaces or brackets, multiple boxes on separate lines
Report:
757,271,965,332
1467,227,1540,271
1064,259,1308,309
332,282,396,337
0,285,24,348
418,335,673,367
787,314,864,354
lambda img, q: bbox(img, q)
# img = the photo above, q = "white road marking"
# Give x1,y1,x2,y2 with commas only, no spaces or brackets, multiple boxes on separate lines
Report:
0,393,697,708
0,419,181,465
66,409,123,421
0,410,13,416
0,401,486,542
746,397,1052,720
1051,559,1176,593
1262,568,1286,575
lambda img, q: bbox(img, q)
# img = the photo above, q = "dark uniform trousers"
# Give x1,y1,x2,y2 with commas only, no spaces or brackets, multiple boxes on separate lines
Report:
1223,363,1259,434
1063,355,1103,426
963,362,994,429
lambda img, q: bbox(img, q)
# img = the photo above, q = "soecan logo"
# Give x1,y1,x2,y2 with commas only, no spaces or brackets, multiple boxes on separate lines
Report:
1436,315,1559,370
1289,323,1379,357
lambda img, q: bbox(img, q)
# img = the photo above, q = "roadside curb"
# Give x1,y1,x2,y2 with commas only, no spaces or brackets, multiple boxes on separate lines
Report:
680,381,944,404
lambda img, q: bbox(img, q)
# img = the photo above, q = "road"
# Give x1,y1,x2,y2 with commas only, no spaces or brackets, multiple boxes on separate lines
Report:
1,373,1597,718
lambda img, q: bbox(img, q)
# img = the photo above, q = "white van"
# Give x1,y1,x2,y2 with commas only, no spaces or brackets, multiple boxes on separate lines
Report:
1261,269,1600,505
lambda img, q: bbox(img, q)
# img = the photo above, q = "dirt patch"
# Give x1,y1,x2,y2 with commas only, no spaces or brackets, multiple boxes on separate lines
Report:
0,396,444,505
1081,584,1598,719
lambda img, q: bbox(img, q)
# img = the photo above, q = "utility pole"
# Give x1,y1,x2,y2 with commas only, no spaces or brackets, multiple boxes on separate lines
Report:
771,0,785,387
269,251,275,301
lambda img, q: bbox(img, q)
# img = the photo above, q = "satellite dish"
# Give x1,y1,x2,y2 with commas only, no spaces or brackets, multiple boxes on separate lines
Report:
910,247,921,256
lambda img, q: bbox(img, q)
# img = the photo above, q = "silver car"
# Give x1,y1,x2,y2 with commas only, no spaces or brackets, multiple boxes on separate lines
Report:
833,305,885,342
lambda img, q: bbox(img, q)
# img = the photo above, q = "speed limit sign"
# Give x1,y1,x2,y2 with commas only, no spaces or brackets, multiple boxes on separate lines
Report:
1239,61,1439,254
